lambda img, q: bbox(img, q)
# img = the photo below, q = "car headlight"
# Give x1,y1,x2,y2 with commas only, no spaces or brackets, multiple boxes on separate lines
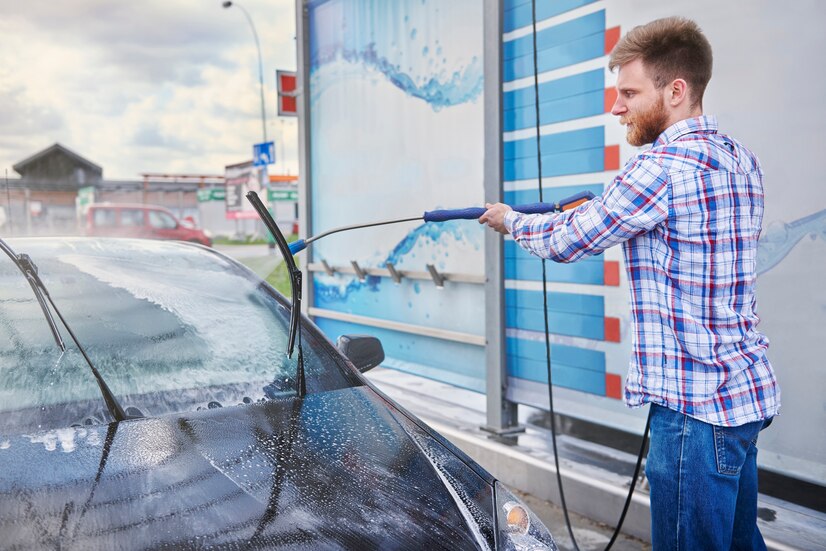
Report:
495,482,558,551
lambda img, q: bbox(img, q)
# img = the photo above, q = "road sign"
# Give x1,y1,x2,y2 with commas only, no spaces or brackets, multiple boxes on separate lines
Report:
77,186,95,207
197,188,226,202
253,141,275,167
277,70,297,116
267,188,298,202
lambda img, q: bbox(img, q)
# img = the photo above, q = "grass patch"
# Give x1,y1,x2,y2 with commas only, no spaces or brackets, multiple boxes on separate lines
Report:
229,233,300,296
212,235,269,246
265,256,299,297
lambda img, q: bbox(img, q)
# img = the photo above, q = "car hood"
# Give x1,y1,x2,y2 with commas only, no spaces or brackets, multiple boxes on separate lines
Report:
0,386,496,550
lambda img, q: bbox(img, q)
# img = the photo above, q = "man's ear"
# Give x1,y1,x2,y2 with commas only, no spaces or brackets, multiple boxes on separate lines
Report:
668,78,690,107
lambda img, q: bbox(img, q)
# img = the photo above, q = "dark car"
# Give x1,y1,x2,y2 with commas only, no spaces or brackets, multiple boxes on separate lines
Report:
0,237,557,550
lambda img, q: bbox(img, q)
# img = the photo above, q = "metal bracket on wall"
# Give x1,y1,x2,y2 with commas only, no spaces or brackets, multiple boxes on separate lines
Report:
350,260,367,282
386,261,403,284
306,262,485,286
320,259,335,276
425,264,445,289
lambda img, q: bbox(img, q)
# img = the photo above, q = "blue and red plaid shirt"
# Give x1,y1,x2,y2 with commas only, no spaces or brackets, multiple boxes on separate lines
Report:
505,115,780,427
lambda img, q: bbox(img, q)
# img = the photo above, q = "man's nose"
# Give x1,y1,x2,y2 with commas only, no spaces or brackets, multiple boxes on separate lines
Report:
611,96,626,116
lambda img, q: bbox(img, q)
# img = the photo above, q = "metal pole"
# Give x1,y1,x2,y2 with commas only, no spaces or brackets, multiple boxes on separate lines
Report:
224,1,268,144
483,0,520,434
296,0,312,315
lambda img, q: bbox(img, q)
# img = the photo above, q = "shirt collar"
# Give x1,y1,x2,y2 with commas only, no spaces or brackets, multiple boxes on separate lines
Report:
653,115,718,147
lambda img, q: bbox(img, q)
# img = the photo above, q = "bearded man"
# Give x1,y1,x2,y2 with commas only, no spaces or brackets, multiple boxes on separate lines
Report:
480,16,779,550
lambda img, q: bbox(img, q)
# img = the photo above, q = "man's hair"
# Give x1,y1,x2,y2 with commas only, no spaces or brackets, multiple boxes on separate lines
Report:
608,17,713,108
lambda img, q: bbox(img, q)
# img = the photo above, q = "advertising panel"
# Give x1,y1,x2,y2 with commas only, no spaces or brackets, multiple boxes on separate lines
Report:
224,161,263,220
501,0,826,483
306,0,486,390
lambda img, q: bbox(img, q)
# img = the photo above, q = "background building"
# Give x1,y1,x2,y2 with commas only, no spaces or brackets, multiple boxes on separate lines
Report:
1,143,296,239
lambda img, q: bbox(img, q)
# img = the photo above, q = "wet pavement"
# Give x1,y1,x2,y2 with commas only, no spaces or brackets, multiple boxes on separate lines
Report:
512,489,650,550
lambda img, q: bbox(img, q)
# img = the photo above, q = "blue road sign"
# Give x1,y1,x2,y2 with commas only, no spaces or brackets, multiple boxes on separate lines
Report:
253,141,275,166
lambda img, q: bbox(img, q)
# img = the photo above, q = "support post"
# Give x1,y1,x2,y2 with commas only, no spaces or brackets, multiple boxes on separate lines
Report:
296,0,313,316
483,0,520,434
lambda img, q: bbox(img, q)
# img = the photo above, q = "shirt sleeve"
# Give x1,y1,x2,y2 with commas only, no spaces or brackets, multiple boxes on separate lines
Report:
504,154,669,263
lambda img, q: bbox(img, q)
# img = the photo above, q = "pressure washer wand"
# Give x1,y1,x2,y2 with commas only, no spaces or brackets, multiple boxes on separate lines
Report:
287,190,594,255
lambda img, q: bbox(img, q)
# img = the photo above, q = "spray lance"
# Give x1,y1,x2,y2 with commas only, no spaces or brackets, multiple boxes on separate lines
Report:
285,190,595,255
245,189,593,394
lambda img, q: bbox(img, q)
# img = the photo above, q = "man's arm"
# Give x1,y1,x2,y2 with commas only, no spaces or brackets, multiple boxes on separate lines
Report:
480,154,670,262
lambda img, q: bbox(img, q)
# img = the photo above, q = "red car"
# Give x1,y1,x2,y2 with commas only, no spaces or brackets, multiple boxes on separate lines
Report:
86,203,212,246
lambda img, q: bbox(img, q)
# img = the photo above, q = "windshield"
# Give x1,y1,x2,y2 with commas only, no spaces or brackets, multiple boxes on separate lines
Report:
0,238,359,434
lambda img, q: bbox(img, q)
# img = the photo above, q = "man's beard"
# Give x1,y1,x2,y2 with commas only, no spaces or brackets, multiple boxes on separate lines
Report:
624,96,669,147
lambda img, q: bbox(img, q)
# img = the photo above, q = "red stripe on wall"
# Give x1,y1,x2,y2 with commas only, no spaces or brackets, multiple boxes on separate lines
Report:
605,373,623,399
604,145,620,171
603,260,620,286
604,317,621,343
605,26,621,55
604,87,617,113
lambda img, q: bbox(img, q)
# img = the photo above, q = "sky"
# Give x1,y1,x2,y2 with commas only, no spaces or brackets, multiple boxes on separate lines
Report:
0,0,299,180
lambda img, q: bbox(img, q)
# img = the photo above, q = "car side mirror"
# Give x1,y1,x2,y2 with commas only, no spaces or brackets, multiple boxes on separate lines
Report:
337,334,384,373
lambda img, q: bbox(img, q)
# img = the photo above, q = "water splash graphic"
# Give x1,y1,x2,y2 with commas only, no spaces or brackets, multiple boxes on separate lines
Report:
313,45,482,111
757,209,826,274
309,0,483,110
315,220,477,303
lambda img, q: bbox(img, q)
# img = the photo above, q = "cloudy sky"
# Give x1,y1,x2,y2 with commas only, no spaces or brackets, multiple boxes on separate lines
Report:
0,0,298,180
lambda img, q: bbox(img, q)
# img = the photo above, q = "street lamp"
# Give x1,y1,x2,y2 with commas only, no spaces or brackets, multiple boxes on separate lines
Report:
222,1,268,144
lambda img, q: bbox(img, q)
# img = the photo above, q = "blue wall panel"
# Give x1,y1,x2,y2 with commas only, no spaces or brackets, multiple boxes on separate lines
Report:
503,0,598,33
507,337,606,394
504,11,604,61
506,307,605,340
505,147,604,181
505,35,606,82
505,126,603,161
505,90,604,131
504,69,602,111
505,288,605,339
503,11,606,82
506,288,604,315
505,241,604,284
503,2,613,400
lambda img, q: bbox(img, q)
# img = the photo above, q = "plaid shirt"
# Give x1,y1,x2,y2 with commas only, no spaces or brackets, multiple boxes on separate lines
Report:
505,115,779,426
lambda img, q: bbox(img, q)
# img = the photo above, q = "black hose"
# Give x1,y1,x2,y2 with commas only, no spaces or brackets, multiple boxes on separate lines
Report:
528,1,650,549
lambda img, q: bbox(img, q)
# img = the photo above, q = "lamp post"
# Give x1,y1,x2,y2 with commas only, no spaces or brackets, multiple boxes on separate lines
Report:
222,1,268,144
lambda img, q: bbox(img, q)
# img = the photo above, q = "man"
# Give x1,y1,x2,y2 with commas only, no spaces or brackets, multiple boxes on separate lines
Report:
480,16,779,550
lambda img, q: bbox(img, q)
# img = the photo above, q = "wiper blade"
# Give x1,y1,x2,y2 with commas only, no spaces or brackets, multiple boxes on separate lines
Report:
246,191,306,398
0,238,130,422
0,241,65,351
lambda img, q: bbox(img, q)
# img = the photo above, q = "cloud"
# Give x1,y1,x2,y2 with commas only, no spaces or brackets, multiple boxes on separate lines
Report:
0,0,299,178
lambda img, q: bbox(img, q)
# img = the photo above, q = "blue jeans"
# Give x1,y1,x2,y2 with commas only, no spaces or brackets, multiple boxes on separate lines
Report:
646,404,771,550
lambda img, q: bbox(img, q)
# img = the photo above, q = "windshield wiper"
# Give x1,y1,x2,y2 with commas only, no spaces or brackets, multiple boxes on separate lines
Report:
0,238,130,422
245,191,306,398
1,241,65,351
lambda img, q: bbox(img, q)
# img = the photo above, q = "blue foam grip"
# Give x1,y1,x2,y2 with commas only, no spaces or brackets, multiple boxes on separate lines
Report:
424,207,487,222
288,239,306,255
423,191,594,223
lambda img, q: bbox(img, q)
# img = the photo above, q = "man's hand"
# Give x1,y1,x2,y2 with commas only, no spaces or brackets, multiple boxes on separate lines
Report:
479,203,512,235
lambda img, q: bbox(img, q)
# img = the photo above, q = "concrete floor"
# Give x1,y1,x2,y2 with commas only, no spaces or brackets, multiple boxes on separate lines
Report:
512,489,650,551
